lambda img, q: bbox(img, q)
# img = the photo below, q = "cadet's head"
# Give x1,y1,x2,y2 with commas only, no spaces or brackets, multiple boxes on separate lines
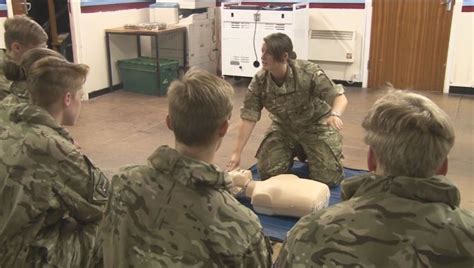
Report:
363,90,455,178
4,48,64,82
261,33,297,71
167,69,234,147
28,57,89,126
4,16,48,62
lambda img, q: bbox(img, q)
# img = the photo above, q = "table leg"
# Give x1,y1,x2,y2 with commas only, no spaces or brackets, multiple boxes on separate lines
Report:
106,32,113,91
156,35,161,95
182,29,187,74
137,35,141,57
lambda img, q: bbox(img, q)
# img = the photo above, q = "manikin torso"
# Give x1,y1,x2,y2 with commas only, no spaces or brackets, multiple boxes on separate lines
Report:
230,170,330,218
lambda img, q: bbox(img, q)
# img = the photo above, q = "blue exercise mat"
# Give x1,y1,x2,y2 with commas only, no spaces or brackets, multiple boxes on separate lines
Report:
238,161,367,242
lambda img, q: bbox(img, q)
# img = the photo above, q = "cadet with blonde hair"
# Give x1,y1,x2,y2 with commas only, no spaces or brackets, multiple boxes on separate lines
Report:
0,16,48,100
277,90,473,267
363,90,454,177
167,68,234,146
103,69,272,267
0,57,109,267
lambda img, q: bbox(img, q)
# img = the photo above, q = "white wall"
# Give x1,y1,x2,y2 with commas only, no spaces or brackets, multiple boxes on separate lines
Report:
69,1,472,94
0,17,6,48
308,8,366,83
70,5,151,96
448,7,473,90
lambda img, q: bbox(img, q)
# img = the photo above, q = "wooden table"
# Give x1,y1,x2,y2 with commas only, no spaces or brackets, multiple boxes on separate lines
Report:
105,25,187,92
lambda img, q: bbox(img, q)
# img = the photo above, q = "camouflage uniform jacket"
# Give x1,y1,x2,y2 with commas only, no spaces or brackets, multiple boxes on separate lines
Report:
276,173,474,267
0,49,12,101
1,80,29,106
102,145,272,268
0,103,109,267
0,81,29,129
241,59,344,133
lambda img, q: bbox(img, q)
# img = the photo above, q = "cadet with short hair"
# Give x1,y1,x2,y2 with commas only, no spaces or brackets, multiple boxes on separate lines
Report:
276,90,474,267
0,48,63,108
0,57,109,267
227,33,348,187
102,69,272,267
0,16,48,100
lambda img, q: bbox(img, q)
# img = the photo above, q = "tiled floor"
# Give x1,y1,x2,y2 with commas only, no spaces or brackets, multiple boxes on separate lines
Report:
69,79,474,210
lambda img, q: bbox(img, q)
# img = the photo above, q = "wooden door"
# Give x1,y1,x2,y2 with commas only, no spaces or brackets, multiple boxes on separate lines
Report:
368,0,454,92
11,0,29,15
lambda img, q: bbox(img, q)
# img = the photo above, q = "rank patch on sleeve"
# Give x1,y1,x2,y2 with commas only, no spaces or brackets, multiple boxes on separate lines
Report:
84,155,110,203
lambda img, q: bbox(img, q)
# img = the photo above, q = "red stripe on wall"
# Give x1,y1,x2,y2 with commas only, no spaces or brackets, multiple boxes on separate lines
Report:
0,10,7,17
222,1,297,7
309,3,365,9
462,6,474,12
217,1,364,9
81,3,150,13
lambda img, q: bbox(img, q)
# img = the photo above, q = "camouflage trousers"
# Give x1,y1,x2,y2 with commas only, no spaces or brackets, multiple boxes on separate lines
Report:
256,123,343,187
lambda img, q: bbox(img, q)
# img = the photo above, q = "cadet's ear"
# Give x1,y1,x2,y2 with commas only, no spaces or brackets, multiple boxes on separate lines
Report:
166,114,173,130
10,42,23,61
218,119,229,138
282,52,289,62
63,92,72,107
367,147,377,172
436,158,448,176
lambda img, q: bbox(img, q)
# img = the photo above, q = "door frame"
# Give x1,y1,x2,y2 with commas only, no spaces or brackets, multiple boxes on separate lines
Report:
362,0,460,93
444,0,462,93
6,0,14,17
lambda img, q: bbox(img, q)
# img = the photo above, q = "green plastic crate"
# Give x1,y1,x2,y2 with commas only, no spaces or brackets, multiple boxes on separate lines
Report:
117,57,179,96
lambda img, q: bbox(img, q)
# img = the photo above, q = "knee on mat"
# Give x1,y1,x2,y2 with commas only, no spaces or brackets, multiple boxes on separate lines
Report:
310,167,344,187
257,160,291,181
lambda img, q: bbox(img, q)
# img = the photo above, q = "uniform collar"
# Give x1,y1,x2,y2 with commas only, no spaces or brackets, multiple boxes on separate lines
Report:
147,145,232,190
341,173,461,208
266,61,296,95
9,103,74,142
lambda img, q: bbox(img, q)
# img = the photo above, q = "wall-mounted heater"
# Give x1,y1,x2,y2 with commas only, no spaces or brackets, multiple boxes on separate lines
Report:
309,29,356,63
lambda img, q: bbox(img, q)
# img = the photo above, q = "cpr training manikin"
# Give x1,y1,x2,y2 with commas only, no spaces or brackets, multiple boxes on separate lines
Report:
229,169,330,218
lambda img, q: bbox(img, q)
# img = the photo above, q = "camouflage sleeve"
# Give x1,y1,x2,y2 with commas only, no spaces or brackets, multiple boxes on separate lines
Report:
0,51,12,101
0,132,106,225
312,68,345,106
274,213,317,268
239,232,272,267
0,129,107,267
0,75,11,101
275,211,351,267
102,166,152,267
48,136,108,222
240,75,264,122
209,229,273,267
101,173,127,267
